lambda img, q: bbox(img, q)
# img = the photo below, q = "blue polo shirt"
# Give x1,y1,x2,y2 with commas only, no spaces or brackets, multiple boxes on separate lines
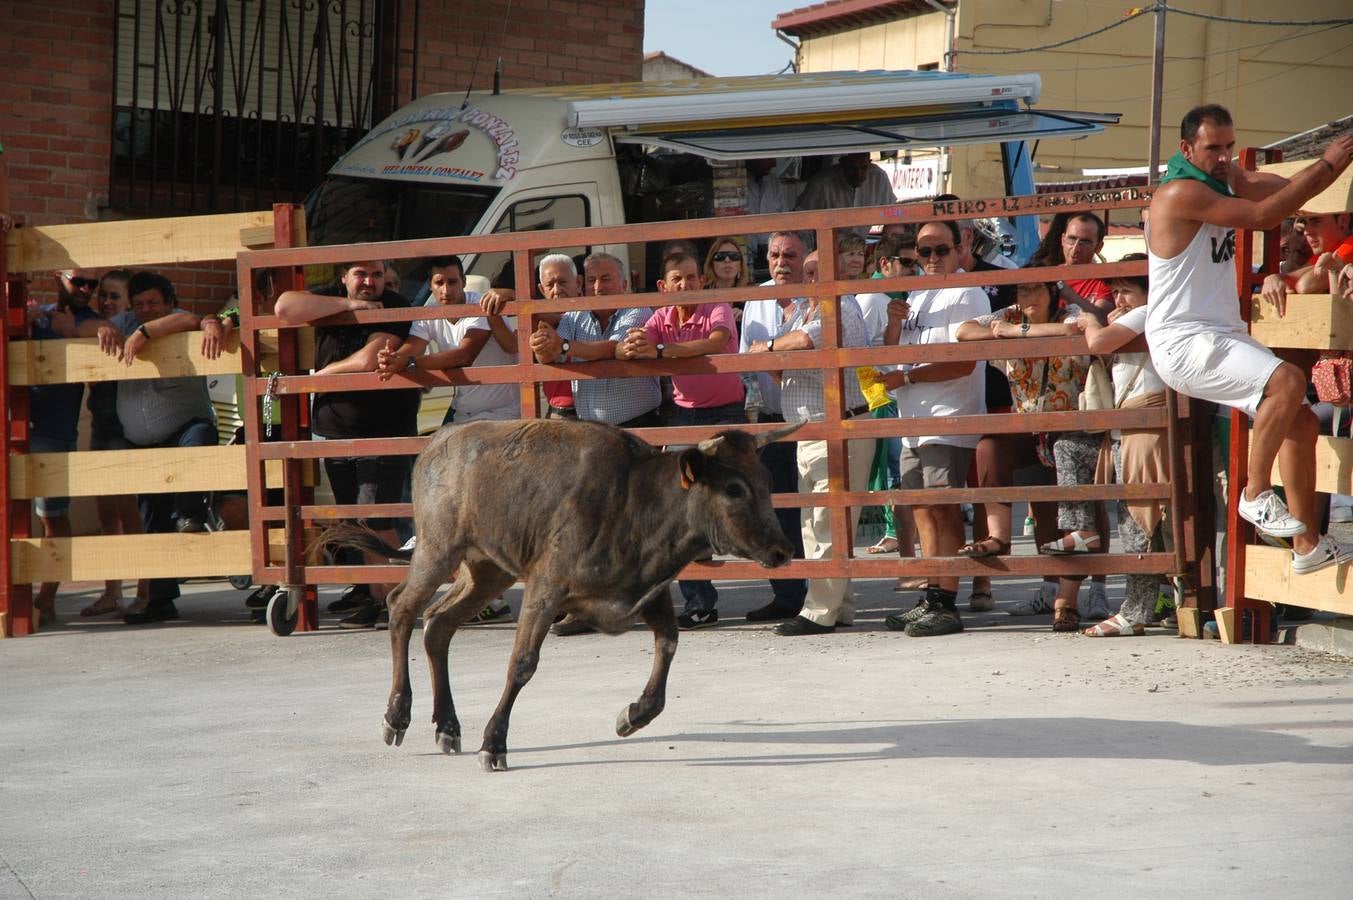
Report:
29,305,101,442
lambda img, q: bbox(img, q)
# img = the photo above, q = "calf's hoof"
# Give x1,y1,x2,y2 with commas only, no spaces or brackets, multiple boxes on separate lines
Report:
436,729,462,755
478,750,508,772
382,719,406,747
616,705,639,737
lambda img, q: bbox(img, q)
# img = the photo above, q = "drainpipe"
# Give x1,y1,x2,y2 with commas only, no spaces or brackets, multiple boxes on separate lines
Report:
922,0,957,192
775,29,800,73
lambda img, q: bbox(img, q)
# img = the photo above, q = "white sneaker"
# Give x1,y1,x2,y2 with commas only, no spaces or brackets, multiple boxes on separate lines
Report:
1080,580,1114,620
1291,535,1353,575
1009,581,1057,616
1237,490,1307,538
398,535,418,552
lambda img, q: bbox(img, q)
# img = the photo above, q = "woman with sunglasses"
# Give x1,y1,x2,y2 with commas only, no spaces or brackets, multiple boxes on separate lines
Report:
702,239,747,292
955,277,1098,632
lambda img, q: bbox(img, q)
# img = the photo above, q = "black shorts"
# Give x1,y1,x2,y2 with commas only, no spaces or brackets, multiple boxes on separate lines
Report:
323,455,411,531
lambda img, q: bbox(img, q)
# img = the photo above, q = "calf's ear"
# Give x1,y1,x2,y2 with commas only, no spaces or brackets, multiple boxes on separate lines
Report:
677,447,706,490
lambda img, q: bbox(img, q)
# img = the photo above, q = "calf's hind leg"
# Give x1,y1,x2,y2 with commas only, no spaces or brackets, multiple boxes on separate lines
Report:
424,560,515,755
478,583,557,772
383,551,459,748
617,593,679,737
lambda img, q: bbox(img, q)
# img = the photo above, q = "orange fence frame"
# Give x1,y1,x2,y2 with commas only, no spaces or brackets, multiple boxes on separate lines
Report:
233,188,1211,632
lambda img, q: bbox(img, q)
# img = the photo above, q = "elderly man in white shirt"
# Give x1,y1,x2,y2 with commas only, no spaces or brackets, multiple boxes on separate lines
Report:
795,153,897,236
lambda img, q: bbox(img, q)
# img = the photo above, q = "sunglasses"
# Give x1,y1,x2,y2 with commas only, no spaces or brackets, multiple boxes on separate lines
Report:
882,255,918,267
711,251,741,262
65,276,99,289
916,244,953,259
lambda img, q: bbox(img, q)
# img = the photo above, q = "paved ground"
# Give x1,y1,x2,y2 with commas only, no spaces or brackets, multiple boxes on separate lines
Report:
3,560,1352,898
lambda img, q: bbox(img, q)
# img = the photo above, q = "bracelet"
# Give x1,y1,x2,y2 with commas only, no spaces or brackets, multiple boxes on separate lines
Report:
1320,158,1336,174
136,324,150,339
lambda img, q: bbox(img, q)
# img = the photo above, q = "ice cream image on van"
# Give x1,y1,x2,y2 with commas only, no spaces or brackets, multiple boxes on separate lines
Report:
412,123,453,162
391,128,420,160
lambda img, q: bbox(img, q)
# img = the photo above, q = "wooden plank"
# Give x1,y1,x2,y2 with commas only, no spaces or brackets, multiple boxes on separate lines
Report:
1258,160,1353,215
256,328,316,372
1251,434,1353,495
1250,294,1353,351
9,445,313,498
1244,545,1353,617
3,211,284,273
266,528,323,565
8,331,243,386
12,531,253,582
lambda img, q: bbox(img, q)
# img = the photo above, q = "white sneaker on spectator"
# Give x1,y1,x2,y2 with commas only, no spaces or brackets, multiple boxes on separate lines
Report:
1080,580,1113,620
1291,535,1353,576
1237,489,1306,537
1008,580,1057,616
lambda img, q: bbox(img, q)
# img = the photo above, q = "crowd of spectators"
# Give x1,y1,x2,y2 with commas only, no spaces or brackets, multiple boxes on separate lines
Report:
23,142,1353,636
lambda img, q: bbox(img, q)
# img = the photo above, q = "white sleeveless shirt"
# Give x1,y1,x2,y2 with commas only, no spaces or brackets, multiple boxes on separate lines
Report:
1145,219,1243,339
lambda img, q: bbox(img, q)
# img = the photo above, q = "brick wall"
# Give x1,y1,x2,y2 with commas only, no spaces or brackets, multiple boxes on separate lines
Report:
4,0,645,311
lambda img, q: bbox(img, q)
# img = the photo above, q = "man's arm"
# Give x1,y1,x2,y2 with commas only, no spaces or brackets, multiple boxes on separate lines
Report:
413,328,491,371
375,335,431,380
108,310,209,365
274,290,378,324
1169,138,1353,233
316,332,401,375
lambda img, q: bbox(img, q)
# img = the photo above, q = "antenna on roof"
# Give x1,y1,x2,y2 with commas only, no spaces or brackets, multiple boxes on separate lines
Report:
460,0,514,108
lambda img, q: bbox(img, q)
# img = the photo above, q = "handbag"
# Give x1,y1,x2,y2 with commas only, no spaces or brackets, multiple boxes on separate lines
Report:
1312,352,1353,407
1078,357,1113,434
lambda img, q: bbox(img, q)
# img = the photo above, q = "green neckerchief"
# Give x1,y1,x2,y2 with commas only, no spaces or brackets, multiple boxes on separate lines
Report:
870,269,907,302
1161,151,1232,196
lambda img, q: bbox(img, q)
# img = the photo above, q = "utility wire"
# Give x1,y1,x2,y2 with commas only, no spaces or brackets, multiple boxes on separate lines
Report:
954,8,1150,56
1161,5,1353,27
956,4,1353,60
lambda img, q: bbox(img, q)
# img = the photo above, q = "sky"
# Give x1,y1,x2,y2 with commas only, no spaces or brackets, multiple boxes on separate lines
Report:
644,0,800,77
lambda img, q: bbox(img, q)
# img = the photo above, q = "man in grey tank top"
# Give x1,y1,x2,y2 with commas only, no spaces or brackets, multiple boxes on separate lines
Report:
1146,104,1353,576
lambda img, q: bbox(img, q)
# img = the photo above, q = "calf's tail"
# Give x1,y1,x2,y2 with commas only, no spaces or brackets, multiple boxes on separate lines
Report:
314,522,413,563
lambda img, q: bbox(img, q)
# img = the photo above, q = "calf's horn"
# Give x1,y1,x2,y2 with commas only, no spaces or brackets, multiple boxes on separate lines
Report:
697,435,727,455
754,420,805,448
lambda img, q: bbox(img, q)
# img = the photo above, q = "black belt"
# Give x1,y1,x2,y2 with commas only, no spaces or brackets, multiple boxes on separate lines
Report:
546,405,578,419
847,405,870,418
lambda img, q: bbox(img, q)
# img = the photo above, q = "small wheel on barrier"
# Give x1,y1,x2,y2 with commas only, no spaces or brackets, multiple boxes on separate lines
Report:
266,587,299,637
228,574,253,591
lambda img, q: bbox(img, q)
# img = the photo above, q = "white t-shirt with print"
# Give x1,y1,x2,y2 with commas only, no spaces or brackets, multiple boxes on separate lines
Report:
410,293,518,419
890,284,990,449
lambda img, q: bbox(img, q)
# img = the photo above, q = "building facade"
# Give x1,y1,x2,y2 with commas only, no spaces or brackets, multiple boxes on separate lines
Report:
775,0,1353,199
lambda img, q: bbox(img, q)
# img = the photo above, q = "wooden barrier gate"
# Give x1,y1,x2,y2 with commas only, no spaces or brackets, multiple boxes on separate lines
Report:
233,189,1213,636
0,206,304,636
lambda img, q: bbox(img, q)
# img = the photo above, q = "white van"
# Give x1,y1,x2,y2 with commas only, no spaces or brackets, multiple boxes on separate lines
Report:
303,69,1115,429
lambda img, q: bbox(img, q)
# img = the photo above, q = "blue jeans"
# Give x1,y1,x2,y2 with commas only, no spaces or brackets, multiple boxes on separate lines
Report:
671,402,747,615
135,418,218,603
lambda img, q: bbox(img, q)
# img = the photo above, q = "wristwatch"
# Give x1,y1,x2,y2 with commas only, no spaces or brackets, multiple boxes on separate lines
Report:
767,338,776,352
1020,321,1030,337
656,342,666,358
405,354,417,372
136,324,150,339
560,339,571,357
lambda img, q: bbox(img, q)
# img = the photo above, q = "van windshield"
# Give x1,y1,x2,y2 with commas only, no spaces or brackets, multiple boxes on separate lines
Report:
306,176,499,247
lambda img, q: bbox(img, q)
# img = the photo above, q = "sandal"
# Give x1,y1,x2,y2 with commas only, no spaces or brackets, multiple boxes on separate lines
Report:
1039,531,1102,555
867,536,899,554
956,537,1010,559
1083,613,1145,637
968,591,995,612
80,593,123,617
1052,605,1081,633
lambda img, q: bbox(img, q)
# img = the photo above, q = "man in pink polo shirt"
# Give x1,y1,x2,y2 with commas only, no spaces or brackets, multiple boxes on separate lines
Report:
618,251,745,629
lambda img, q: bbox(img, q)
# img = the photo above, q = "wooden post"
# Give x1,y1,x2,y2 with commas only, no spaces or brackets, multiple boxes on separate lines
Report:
0,239,35,636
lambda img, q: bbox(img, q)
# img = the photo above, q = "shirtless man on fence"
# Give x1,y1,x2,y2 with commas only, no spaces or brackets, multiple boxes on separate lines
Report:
1145,103,1353,575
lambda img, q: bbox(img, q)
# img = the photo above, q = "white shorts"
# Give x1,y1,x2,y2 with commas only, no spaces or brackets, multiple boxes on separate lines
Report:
1150,330,1283,419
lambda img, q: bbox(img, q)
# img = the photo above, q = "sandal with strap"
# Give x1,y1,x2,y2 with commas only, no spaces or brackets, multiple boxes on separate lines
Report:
1040,531,1102,555
867,536,899,554
1052,605,1081,633
1083,613,1145,637
957,537,1011,559
80,593,123,617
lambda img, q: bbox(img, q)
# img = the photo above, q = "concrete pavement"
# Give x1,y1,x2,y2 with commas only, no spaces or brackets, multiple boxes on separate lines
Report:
2,572,1351,899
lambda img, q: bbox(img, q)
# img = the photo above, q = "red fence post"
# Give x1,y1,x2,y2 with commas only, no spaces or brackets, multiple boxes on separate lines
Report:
0,239,34,636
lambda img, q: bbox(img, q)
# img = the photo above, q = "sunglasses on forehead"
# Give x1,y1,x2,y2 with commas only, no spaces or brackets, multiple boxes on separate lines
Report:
916,244,953,259
65,275,99,289
711,251,741,262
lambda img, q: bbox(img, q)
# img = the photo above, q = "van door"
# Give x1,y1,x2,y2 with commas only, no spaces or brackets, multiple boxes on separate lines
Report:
468,185,598,287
